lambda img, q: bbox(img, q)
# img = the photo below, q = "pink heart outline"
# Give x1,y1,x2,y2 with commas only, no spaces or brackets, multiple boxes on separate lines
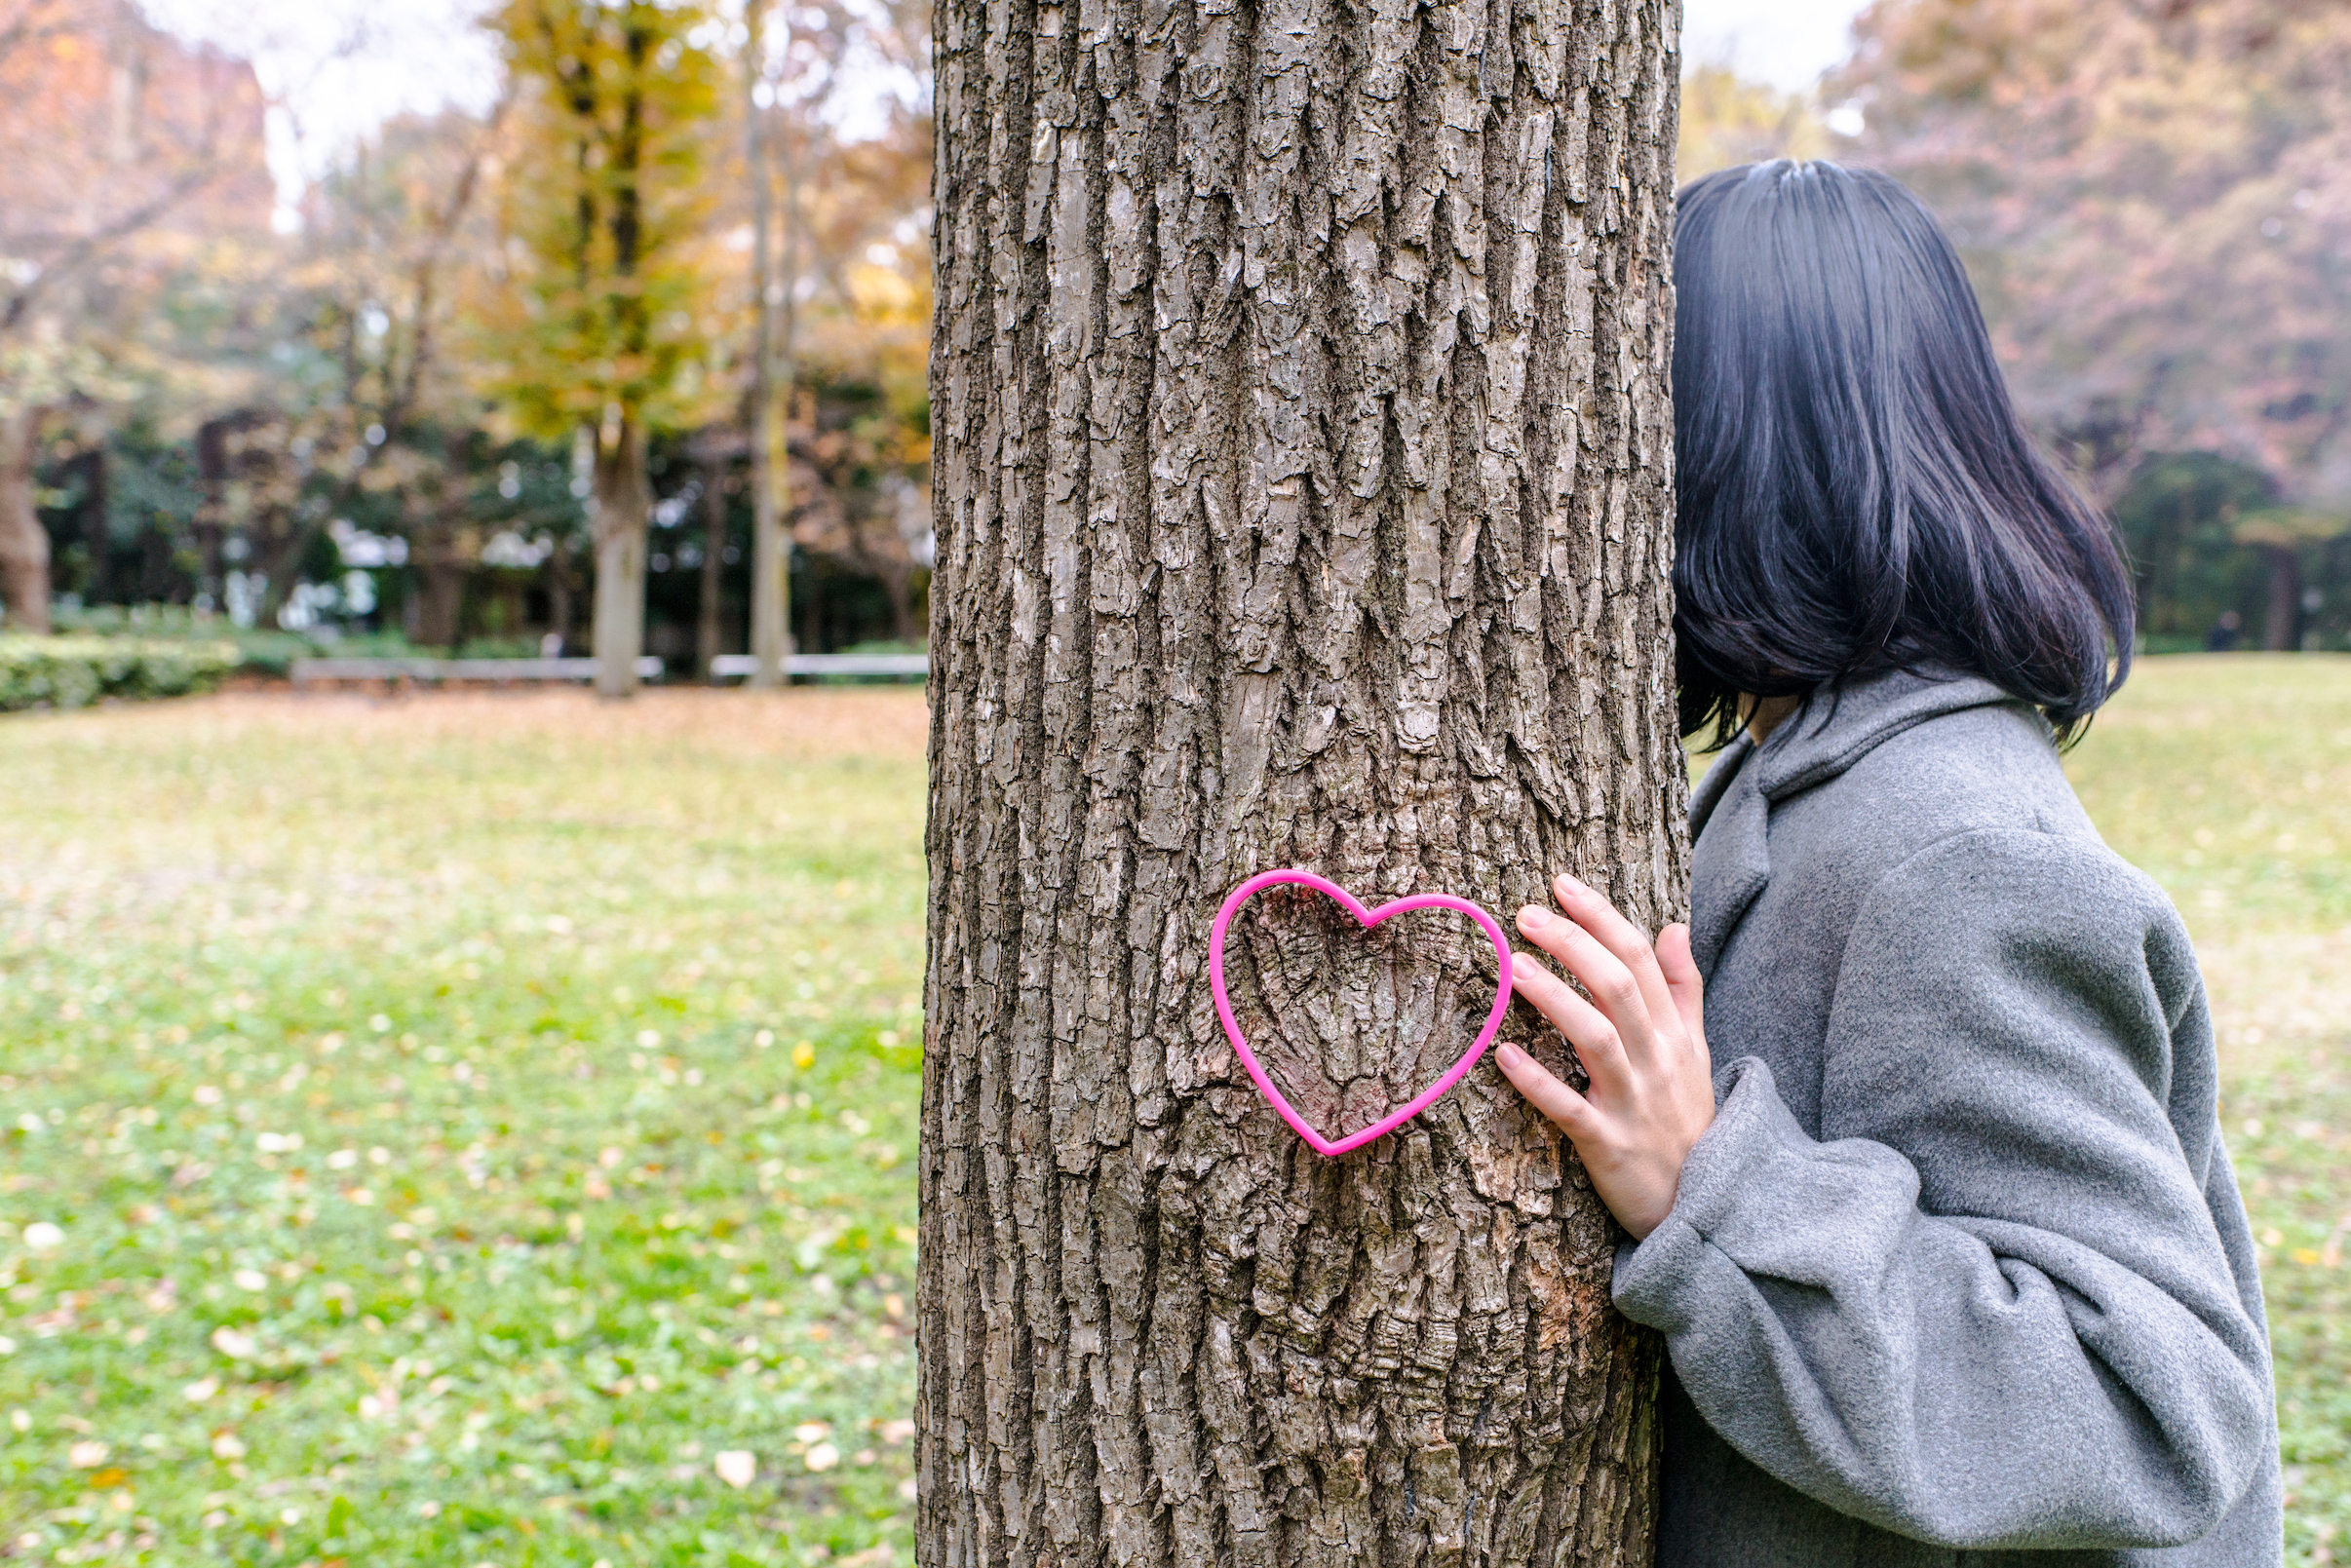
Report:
1209,868,1516,1157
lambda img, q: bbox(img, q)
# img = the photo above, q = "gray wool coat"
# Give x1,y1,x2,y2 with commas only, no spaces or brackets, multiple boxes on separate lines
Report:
1613,670,2283,1565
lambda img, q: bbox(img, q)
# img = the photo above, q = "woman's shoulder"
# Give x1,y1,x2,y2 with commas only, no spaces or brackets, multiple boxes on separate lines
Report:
1766,694,2090,861
1855,696,2098,837
1767,692,2187,948
1818,704,2191,957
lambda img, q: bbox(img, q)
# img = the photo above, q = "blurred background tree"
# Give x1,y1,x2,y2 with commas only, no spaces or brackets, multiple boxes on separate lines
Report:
0,0,271,631
1836,0,2351,650
470,0,721,695
3,0,935,680
13,0,2348,669
1677,63,1828,181
1675,0,2351,655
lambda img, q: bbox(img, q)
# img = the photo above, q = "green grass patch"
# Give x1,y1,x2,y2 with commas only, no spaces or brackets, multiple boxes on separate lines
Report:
0,690,928,1565
0,661,2344,1564
2069,655,2351,1566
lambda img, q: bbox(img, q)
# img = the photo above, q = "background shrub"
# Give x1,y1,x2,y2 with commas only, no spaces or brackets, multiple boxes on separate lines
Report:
0,635,238,711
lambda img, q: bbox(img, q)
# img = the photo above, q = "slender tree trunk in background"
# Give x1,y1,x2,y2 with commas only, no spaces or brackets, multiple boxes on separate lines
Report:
2259,544,2301,651
918,0,1680,1559
749,393,792,684
193,416,229,612
592,418,652,697
80,445,110,606
875,558,914,645
137,516,176,604
546,546,575,653
413,563,467,647
412,470,471,648
0,407,51,631
745,0,794,689
699,461,728,682
255,509,325,624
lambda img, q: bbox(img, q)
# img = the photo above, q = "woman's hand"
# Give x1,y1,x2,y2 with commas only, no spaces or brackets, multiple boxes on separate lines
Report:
1494,873,1715,1240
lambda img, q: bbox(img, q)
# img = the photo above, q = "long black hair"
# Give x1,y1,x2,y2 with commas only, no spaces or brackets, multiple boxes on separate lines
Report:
1673,160,2134,746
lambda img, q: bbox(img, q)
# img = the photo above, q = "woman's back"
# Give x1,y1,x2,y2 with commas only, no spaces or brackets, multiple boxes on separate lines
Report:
1623,669,2280,1564
1491,159,2283,1563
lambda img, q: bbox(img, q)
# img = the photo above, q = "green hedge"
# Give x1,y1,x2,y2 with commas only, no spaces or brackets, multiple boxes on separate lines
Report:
53,606,543,677
0,635,239,712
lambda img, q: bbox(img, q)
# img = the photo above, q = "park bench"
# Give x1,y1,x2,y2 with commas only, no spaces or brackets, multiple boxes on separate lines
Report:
708,654,929,681
287,653,927,689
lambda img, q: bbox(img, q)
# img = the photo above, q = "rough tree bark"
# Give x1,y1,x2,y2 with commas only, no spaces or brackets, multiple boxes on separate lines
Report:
919,0,1681,1560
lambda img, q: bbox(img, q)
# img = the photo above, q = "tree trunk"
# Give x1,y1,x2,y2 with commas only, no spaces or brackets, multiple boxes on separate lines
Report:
0,407,53,632
745,0,795,688
413,503,467,648
411,453,474,648
2259,543,2300,651
546,544,575,653
748,399,793,684
413,552,468,648
194,416,231,612
80,444,110,606
699,461,728,682
918,0,1680,1560
876,558,915,645
591,417,651,696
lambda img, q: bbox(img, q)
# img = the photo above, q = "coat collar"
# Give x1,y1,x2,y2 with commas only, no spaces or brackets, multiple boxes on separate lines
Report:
1749,669,2030,803
1687,730,1754,844
1686,669,2033,974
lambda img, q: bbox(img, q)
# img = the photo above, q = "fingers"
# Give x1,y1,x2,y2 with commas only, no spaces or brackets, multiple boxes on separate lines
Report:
1493,1041,1594,1134
1508,949,1630,1090
1655,923,1710,1062
1551,873,1681,1033
1516,900,1660,1061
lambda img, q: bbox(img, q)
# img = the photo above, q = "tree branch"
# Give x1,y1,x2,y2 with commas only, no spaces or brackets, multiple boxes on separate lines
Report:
386,90,513,438
0,161,221,334
258,98,513,616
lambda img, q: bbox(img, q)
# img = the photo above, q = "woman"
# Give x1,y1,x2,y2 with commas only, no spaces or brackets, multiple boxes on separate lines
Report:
1495,161,2282,1564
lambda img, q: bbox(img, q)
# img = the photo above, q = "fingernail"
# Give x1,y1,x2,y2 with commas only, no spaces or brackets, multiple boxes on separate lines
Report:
1556,872,1589,896
1517,904,1551,930
1496,1043,1525,1070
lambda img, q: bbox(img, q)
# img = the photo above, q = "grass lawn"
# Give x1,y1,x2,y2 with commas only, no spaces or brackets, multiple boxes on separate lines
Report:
0,658,2344,1565
2067,656,2351,1567
0,690,932,1565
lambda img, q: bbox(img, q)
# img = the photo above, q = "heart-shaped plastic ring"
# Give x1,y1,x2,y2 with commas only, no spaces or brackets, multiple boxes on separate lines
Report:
1209,868,1515,1156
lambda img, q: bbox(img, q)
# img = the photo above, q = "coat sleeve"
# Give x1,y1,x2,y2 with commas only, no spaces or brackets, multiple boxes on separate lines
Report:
1612,828,2273,1550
